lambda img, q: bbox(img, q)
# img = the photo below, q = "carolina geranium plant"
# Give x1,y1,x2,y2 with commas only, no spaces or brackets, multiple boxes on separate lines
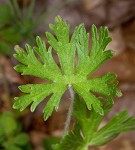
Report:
13,16,135,150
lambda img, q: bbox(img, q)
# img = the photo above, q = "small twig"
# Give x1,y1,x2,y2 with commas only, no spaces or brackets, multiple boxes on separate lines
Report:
63,85,75,136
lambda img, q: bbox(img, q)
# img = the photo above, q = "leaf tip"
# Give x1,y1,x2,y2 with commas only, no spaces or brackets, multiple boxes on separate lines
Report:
14,45,21,53
13,66,17,70
30,105,35,112
36,36,41,41
116,89,123,98
55,15,63,23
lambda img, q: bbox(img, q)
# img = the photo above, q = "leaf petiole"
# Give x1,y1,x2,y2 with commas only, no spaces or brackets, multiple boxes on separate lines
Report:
63,85,75,136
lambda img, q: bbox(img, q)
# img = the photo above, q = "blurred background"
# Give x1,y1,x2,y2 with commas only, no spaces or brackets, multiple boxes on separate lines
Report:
0,0,135,150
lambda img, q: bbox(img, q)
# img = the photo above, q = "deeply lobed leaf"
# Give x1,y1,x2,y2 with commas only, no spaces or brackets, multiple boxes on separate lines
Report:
90,111,135,146
13,16,122,120
54,95,135,149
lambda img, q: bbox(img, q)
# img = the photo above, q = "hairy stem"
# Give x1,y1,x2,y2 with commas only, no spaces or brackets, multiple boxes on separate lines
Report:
63,85,75,136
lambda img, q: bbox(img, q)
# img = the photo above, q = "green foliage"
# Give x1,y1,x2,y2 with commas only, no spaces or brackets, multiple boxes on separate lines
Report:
13,16,122,121
0,1,71,55
0,112,31,150
90,110,135,146
0,3,13,28
53,123,87,150
12,15,135,150
0,112,18,138
42,137,61,150
13,133,29,146
53,95,135,150
0,41,13,55
0,2,14,55
0,1,33,55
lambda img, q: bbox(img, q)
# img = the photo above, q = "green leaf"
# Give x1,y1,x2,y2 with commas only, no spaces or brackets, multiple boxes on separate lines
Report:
42,136,60,150
88,25,113,74
13,16,121,120
53,124,87,150
54,95,135,149
13,133,29,146
0,41,12,55
73,95,110,143
0,25,23,44
75,24,113,76
0,3,13,28
0,112,18,136
25,0,35,21
53,95,110,150
90,110,135,146
3,143,22,150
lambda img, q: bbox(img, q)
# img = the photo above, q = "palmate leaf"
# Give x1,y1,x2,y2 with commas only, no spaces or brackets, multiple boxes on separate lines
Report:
13,16,122,120
53,94,106,150
53,95,135,150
